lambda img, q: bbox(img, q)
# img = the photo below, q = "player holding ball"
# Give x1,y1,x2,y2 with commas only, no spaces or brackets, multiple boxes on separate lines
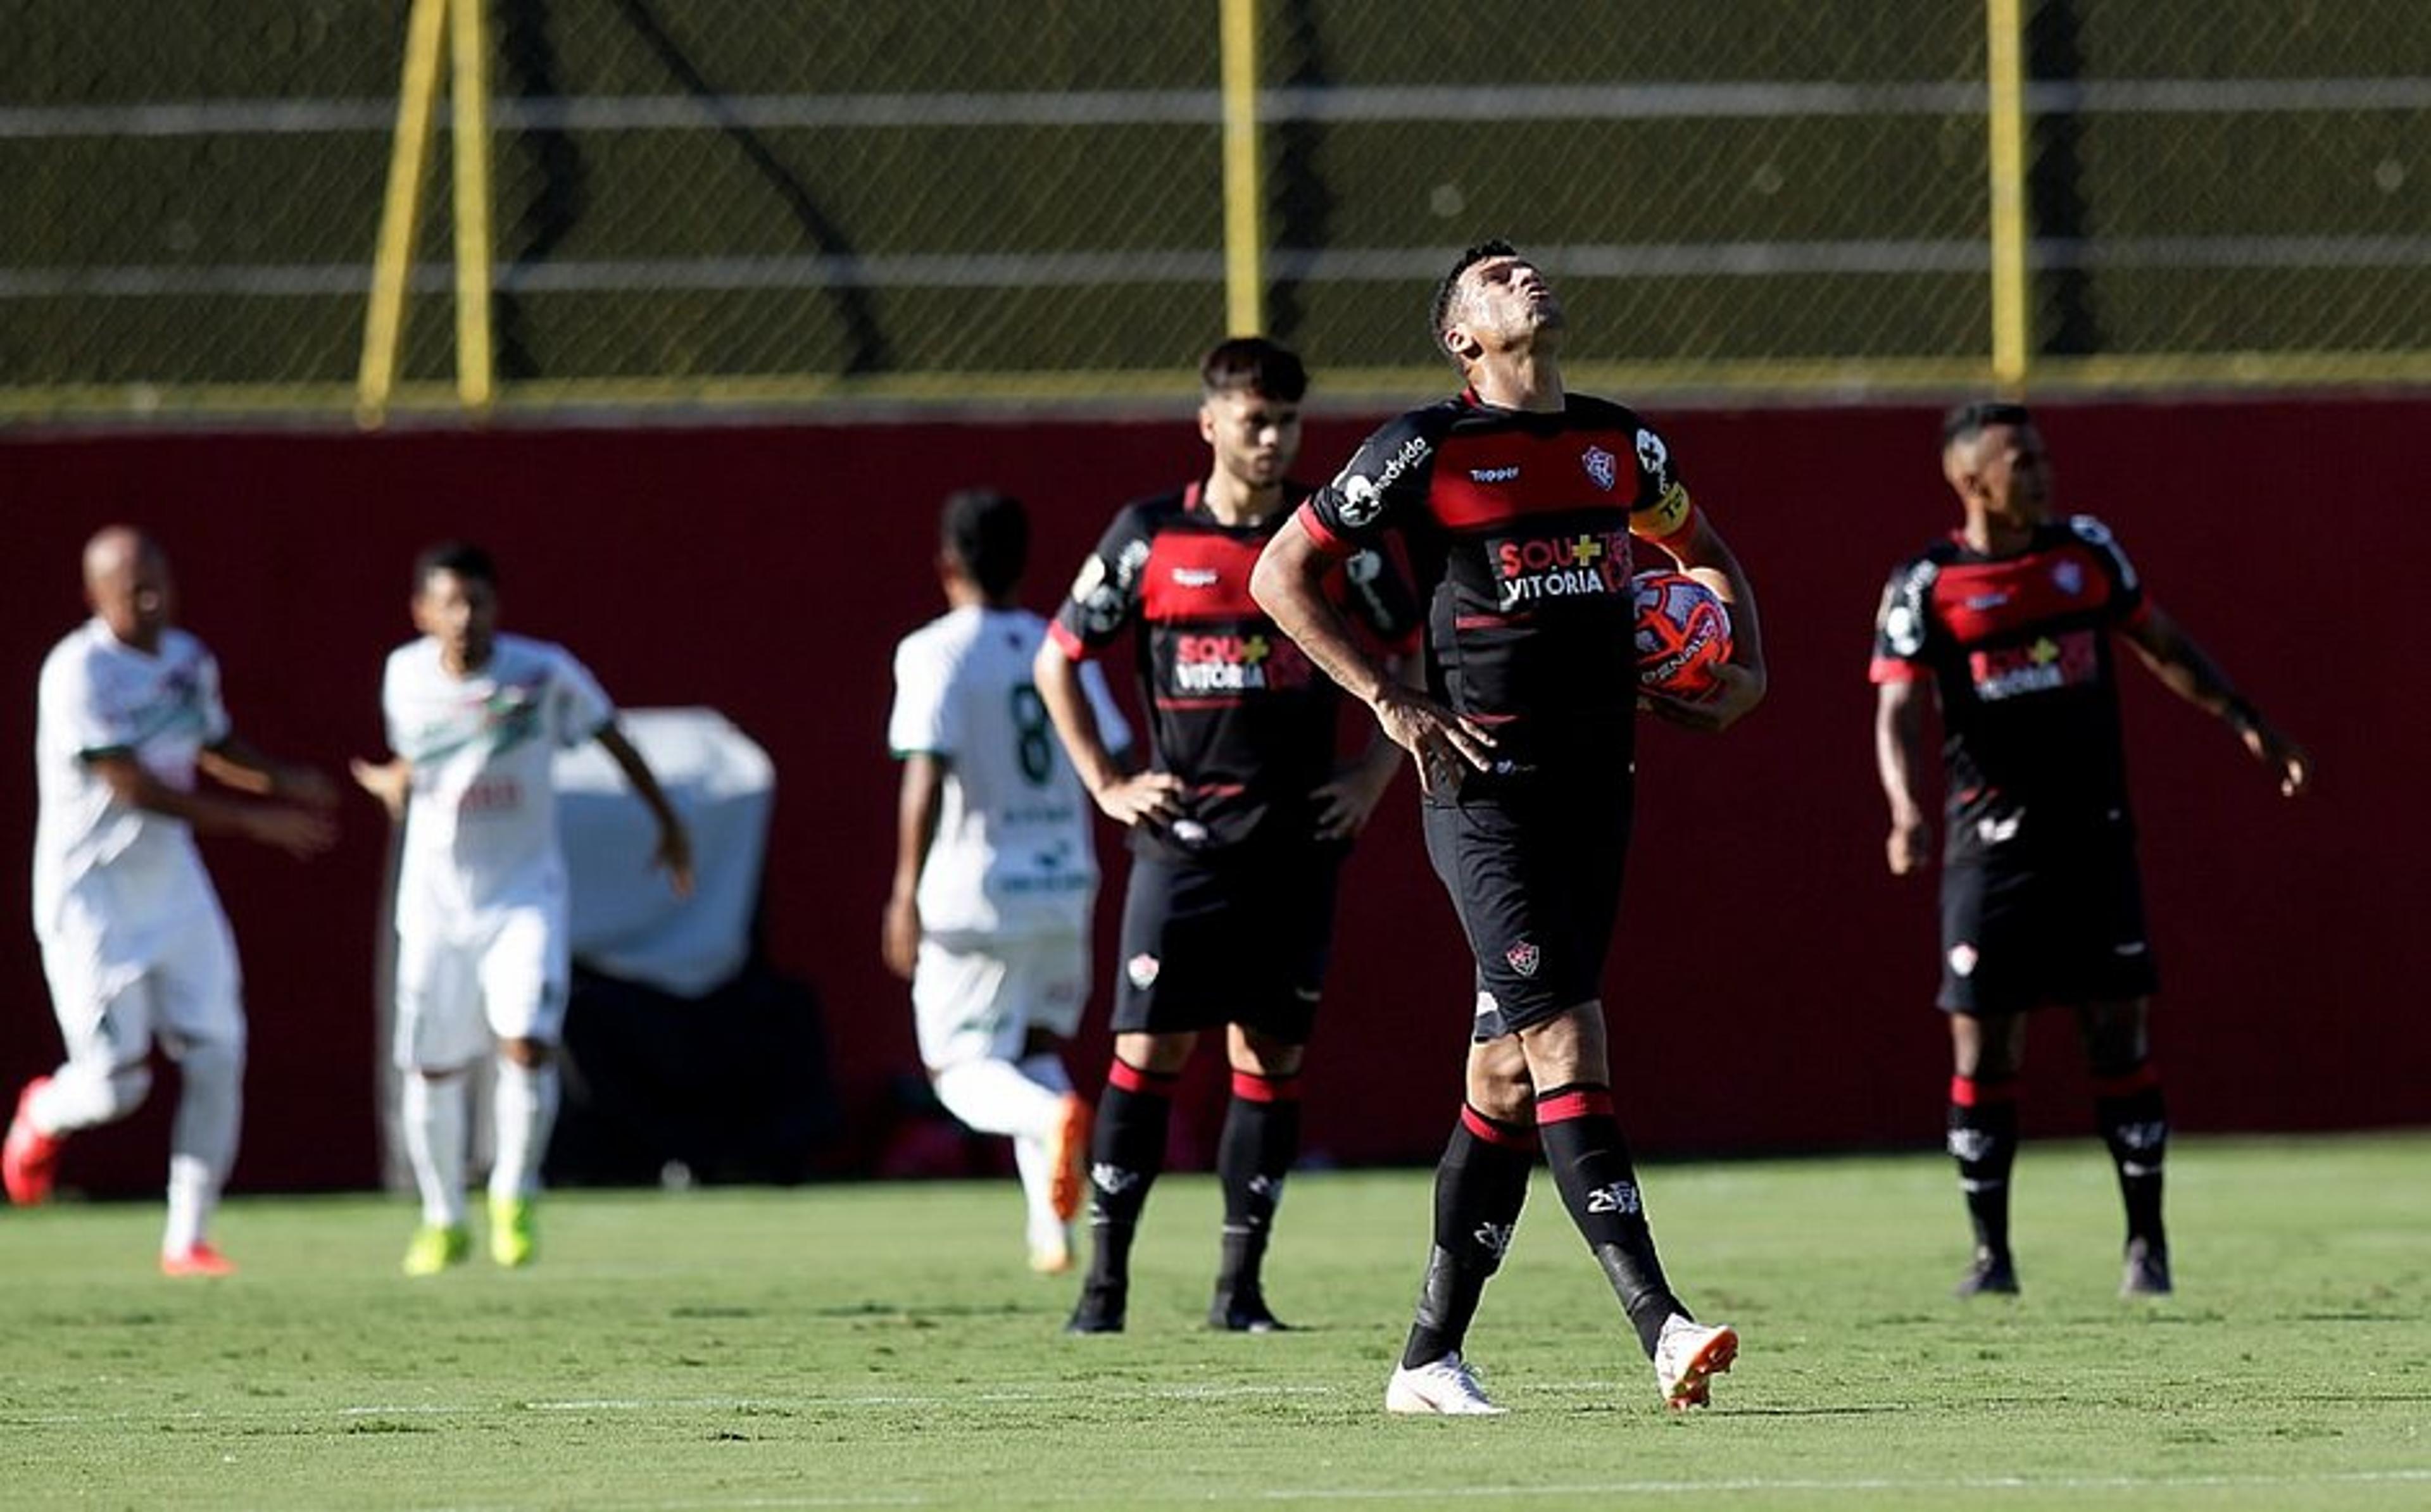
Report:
1254,240,1765,1415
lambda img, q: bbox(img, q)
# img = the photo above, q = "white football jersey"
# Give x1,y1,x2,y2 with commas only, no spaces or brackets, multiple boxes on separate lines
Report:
888,606,1129,939
384,632,613,915
32,619,232,935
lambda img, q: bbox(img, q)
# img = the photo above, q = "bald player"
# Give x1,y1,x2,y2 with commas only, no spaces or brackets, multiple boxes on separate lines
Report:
5,527,337,1275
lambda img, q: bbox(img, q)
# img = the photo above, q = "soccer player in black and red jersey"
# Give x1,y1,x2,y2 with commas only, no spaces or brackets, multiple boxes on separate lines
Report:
1034,337,1419,1335
1252,242,1766,1414
1871,401,2309,1300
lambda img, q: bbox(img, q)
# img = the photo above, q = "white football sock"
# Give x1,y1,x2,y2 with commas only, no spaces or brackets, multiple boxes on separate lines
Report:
932,1058,1062,1140
32,1060,151,1134
488,1058,559,1204
402,1073,470,1228
163,1040,242,1254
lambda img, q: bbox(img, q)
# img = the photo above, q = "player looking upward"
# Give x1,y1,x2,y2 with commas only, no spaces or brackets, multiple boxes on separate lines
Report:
1252,242,1765,1413
884,489,1131,1276
6,527,339,1275
1036,336,1419,1334
354,542,693,1275
1872,401,2309,1298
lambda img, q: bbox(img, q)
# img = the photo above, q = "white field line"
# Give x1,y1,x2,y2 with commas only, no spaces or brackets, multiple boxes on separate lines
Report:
411,1466,2431,1511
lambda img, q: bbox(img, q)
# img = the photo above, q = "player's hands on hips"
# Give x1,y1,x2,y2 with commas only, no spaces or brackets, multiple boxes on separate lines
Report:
1091,770,1186,828
1885,813,1933,877
1373,684,1495,799
2241,721,2310,797
881,890,920,980
1641,661,1767,734
246,803,337,860
654,821,696,898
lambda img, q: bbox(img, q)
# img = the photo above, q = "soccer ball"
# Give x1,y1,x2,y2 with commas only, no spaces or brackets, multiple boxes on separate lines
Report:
1632,571,1733,701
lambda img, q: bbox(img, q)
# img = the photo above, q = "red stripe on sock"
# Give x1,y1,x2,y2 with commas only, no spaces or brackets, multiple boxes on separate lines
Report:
1533,1087,1613,1125
1230,1070,1299,1103
1107,1059,1178,1096
2092,1063,2160,1099
1459,1104,1539,1151
1950,1075,2018,1108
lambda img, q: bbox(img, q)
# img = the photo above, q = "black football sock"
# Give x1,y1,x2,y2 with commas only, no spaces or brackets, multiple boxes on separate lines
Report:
1401,1104,1536,1370
2094,1064,2169,1249
1214,1069,1301,1311
1949,1073,2021,1259
1078,1059,1176,1304
1536,1085,1680,1359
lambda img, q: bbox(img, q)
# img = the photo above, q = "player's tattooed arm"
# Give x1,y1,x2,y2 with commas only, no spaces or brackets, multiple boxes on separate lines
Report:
2121,606,2310,797
1874,679,1935,875
1253,513,1493,798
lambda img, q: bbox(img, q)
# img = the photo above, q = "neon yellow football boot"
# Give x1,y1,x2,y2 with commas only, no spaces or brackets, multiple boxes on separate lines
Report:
489,1194,537,1268
401,1222,471,1277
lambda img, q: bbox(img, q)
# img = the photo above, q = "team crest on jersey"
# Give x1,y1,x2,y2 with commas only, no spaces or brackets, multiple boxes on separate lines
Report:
1581,445,1618,492
1504,940,1541,978
2052,559,2085,597
1126,953,1161,989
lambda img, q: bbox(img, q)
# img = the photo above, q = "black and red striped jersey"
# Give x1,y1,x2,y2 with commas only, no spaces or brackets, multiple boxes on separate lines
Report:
1050,480,1418,859
1870,515,2151,859
1298,392,1700,784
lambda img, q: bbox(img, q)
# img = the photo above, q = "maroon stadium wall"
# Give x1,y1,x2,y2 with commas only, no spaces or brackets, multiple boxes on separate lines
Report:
1,396,2419,1192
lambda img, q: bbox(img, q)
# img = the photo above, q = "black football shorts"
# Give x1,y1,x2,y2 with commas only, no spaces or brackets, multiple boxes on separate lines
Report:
1421,777,1634,1040
1937,841,2158,1014
1111,847,1342,1041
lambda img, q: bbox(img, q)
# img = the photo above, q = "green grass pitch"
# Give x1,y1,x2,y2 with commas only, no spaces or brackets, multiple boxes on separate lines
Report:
3,1134,2425,1510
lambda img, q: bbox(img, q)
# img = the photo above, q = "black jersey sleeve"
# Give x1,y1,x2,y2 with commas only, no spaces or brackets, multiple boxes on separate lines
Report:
1335,544,1422,656
1302,405,1454,553
1051,503,1155,657
1869,556,1940,683
1621,415,1700,549
2066,515,2149,627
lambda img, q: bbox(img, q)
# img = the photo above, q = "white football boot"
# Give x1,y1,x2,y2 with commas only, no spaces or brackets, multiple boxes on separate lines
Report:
1385,1352,1506,1416
1653,1315,1738,1409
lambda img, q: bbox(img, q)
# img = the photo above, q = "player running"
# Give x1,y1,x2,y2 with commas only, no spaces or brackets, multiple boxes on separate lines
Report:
354,542,693,1275
884,489,1132,1277
1871,401,2308,1299
1253,241,1766,1413
1037,337,1419,1334
6,527,338,1275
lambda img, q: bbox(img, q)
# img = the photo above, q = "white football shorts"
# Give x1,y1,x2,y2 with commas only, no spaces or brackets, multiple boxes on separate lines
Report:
39,870,245,1066
912,931,1090,1072
393,890,570,1070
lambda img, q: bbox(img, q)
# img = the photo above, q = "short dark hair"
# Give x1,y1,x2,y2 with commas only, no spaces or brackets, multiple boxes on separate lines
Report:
1429,239,1520,367
413,540,497,593
1200,336,1307,403
940,489,1029,598
1942,400,2034,451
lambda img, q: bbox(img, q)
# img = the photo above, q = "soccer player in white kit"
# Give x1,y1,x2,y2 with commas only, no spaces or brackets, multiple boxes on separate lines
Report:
353,542,693,1275
884,490,1130,1274
4,527,339,1275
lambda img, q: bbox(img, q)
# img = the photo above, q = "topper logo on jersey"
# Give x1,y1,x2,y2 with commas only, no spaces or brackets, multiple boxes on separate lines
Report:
1492,528,1631,609
1333,434,1432,527
1172,632,1313,694
1969,630,2095,701
1469,465,1521,484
